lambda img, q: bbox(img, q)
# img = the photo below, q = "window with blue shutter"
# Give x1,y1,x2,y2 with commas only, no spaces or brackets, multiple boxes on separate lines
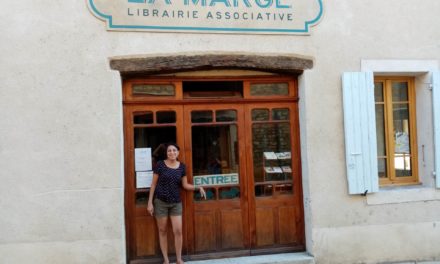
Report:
342,72,379,194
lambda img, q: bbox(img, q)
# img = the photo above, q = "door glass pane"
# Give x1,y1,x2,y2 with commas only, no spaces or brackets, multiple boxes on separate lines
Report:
134,126,176,207
134,112,153,124
216,110,237,122
191,111,213,123
134,127,176,149
135,191,149,205
375,105,386,156
250,83,289,96
191,124,239,201
252,109,269,121
156,111,176,124
272,108,289,121
219,186,240,199
392,82,409,101
374,82,384,102
252,122,292,197
194,187,216,201
393,103,412,177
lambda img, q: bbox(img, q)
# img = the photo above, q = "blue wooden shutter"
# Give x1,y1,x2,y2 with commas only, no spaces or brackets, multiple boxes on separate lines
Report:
432,71,440,188
342,72,379,194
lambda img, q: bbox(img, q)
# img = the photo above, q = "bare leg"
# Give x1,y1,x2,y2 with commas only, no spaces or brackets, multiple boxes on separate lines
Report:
170,215,184,264
156,217,170,264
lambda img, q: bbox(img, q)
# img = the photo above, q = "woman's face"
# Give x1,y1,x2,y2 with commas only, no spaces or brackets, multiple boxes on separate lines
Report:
167,145,179,161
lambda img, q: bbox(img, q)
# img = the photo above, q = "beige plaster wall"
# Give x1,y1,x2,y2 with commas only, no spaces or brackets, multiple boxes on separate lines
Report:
1,0,440,263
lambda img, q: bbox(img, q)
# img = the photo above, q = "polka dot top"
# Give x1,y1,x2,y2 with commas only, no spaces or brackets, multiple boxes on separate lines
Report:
154,160,186,203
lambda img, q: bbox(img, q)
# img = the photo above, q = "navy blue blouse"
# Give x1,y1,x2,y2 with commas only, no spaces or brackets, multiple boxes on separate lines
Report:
154,160,186,203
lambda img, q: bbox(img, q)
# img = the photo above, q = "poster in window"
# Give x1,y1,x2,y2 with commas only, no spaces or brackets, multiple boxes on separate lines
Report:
136,171,153,188
395,132,409,154
135,148,152,172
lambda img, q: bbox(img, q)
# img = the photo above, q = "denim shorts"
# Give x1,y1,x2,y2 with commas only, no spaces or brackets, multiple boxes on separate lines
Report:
154,198,182,217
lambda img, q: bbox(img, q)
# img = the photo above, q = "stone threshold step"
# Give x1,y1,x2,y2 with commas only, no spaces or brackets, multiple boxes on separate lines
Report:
186,252,314,264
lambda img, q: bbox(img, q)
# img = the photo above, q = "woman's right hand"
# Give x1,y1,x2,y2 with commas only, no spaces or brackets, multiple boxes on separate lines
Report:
199,187,207,200
147,203,154,216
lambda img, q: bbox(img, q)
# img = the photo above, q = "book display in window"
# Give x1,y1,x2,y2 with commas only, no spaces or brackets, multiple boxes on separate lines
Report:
263,151,292,181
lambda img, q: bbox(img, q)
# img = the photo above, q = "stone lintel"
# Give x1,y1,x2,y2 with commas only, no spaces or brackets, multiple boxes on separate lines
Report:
109,53,313,76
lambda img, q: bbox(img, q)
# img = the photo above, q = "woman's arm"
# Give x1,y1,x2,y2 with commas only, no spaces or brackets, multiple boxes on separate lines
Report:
147,173,159,216
182,176,206,199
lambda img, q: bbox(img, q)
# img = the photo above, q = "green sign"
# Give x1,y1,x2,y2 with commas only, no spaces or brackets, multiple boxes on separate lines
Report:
194,173,239,186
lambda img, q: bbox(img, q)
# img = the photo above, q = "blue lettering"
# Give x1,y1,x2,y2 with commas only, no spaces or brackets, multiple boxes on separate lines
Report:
275,0,291,8
209,0,231,7
224,176,231,184
216,176,224,184
148,0,172,5
233,0,251,7
255,0,271,8
201,177,209,185
231,175,238,184
185,0,207,6
194,177,201,186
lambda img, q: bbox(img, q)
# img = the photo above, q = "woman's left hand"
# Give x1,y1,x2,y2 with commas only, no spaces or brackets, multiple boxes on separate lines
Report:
199,187,207,200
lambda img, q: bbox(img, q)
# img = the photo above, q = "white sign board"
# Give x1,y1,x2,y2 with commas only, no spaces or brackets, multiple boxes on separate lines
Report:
88,0,323,34
135,148,152,172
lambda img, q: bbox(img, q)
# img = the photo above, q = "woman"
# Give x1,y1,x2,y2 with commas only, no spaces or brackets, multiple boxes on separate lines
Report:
147,143,206,264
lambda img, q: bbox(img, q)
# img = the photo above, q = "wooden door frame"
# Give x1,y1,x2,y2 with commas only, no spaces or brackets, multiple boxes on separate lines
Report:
124,104,185,262
122,76,305,263
183,104,250,257
244,102,305,253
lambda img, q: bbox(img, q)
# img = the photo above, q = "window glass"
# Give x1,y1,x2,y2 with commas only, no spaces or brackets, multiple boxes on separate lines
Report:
375,105,386,156
135,192,148,206
255,184,273,197
134,112,153,124
191,111,213,123
156,111,176,124
252,109,269,121
250,83,289,96
378,158,387,178
219,186,240,199
272,108,289,121
194,188,216,201
393,103,412,177
392,82,408,101
375,82,384,102
374,78,417,185
252,121,293,197
191,124,239,202
132,84,175,96
216,110,237,122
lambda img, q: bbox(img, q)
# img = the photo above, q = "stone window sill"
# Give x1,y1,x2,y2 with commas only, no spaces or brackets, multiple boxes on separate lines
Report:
366,186,440,205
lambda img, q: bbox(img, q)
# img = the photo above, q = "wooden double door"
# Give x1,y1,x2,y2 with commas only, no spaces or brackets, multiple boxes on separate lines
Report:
126,102,304,262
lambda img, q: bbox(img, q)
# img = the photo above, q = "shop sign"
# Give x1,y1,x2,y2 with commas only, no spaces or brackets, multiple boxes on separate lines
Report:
194,173,239,186
87,0,323,34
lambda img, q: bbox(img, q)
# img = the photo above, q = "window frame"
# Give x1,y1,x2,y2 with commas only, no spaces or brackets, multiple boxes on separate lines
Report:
374,76,419,186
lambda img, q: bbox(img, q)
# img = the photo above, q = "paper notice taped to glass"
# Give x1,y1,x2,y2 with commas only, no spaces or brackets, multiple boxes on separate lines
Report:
137,171,153,188
135,148,152,172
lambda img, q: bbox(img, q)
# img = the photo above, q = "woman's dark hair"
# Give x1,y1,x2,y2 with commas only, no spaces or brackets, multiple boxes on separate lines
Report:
152,143,167,161
166,142,180,151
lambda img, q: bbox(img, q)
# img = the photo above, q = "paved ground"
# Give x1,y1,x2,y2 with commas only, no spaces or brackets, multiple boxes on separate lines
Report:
184,252,440,264
186,252,314,264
